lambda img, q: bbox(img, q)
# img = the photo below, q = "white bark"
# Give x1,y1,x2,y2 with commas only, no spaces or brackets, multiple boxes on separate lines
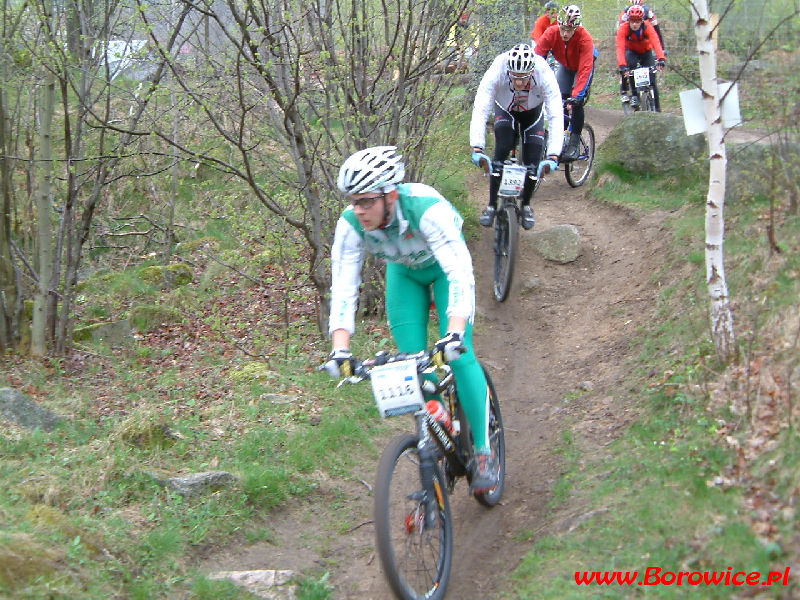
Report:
691,1,736,361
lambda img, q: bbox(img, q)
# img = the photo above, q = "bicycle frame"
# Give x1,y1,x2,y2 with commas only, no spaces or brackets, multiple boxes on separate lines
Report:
488,156,536,302
342,350,473,484
334,348,504,600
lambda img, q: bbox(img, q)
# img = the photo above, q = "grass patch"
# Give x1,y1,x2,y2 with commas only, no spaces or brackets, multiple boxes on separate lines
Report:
508,142,800,598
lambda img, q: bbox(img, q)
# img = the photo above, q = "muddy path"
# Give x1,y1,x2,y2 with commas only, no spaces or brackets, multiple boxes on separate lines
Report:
198,106,678,599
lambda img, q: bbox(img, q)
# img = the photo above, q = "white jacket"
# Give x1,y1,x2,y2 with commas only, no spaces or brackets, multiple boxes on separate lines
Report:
469,51,564,158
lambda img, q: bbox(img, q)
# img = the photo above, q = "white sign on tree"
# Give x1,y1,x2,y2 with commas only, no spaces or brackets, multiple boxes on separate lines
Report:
679,82,742,135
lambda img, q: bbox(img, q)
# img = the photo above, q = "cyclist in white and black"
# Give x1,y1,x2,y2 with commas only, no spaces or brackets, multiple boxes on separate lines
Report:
469,43,564,230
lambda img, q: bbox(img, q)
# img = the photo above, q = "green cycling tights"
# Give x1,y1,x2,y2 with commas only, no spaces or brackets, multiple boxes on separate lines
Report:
385,262,490,452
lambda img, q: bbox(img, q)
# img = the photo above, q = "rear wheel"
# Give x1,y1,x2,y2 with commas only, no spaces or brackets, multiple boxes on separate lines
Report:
473,366,506,507
564,123,595,188
374,434,453,600
492,202,518,302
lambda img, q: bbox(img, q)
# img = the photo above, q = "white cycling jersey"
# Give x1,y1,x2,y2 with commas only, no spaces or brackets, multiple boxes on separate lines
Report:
469,50,564,157
328,183,476,336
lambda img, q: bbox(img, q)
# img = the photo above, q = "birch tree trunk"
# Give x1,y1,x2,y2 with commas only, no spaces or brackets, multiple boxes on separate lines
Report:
691,1,736,362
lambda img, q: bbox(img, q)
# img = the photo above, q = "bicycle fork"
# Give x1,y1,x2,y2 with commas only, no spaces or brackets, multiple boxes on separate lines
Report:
416,437,441,529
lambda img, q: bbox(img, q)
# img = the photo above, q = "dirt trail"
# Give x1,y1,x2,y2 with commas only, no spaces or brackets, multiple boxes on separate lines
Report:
198,107,676,598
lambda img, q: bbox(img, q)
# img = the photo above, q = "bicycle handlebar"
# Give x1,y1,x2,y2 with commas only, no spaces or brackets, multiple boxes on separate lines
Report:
332,347,462,386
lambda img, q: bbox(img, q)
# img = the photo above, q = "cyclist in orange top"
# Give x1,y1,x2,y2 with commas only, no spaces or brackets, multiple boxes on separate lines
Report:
531,1,559,44
616,4,666,110
618,0,664,49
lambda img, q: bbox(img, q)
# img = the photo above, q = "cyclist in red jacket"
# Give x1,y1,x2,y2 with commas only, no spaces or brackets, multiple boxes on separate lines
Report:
618,0,665,50
616,4,666,110
534,5,597,161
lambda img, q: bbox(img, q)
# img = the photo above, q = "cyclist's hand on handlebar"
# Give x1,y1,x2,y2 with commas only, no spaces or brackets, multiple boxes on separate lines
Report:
619,65,630,75
537,158,558,178
656,58,666,71
471,150,491,169
565,96,579,106
432,331,466,363
321,348,356,378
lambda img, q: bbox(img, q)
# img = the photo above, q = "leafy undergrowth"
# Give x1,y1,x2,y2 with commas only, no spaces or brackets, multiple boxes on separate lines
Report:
1,231,394,598
509,164,799,598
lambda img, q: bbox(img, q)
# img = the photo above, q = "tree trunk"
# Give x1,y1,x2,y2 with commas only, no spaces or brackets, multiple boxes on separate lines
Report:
0,3,20,351
32,71,56,357
692,3,736,362
0,81,18,351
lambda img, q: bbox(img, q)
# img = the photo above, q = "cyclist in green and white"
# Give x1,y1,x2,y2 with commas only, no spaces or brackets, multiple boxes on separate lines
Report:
322,145,499,494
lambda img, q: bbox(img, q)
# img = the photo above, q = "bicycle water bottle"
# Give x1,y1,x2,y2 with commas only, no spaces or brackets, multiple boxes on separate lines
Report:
426,400,454,435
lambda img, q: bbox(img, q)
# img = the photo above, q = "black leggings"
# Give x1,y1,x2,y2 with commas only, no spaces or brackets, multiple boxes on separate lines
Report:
555,62,594,136
621,49,660,110
489,104,546,208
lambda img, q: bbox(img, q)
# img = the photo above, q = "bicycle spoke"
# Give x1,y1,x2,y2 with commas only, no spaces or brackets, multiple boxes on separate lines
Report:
375,436,452,600
565,124,595,188
493,205,517,302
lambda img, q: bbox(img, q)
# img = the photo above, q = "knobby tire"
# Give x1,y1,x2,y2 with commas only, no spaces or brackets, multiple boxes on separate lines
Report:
493,203,518,302
565,123,595,188
473,365,506,507
374,434,453,600
622,99,634,116
642,90,657,113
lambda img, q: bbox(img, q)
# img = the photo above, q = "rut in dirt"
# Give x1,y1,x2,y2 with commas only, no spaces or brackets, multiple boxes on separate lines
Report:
443,156,668,598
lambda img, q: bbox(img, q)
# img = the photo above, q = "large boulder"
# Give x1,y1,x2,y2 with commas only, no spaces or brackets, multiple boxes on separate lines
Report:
73,319,132,344
127,304,183,332
526,224,582,264
0,388,63,431
599,112,707,174
139,263,193,289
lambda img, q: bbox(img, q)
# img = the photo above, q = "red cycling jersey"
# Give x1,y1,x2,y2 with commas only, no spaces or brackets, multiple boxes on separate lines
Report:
616,20,665,65
535,24,596,100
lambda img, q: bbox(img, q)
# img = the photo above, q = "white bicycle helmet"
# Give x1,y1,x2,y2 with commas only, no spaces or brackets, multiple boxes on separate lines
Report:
558,5,582,27
506,44,536,73
337,146,405,195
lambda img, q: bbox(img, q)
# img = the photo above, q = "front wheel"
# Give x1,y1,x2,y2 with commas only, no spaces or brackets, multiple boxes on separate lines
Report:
492,202,518,302
473,366,506,507
622,99,634,116
564,124,595,188
374,434,453,600
641,89,657,113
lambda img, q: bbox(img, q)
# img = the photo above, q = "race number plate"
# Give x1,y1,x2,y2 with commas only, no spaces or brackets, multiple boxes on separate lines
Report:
633,67,651,88
498,164,527,195
370,359,425,418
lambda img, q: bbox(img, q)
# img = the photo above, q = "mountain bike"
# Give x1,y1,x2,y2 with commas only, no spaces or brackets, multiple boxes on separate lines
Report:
479,154,539,302
561,99,595,188
335,348,505,600
622,64,659,114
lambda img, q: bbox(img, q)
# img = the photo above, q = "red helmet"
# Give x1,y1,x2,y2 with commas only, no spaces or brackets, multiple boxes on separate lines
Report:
627,5,645,21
